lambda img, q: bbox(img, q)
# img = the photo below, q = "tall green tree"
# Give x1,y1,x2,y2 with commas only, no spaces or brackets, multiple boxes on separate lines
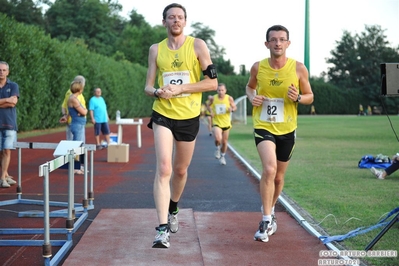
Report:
326,25,399,91
45,0,125,56
0,0,45,27
115,10,166,66
190,22,235,75
325,25,399,110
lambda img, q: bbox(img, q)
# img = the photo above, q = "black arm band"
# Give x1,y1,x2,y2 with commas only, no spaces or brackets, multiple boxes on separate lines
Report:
202,64,218,79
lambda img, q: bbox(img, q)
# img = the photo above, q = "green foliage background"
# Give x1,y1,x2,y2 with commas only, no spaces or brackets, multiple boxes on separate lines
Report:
0,13,151,132
0,13,398,132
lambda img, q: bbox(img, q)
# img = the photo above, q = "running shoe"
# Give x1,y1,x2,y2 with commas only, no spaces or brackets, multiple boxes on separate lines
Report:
6,177,16,185
254,221,272,242
269,214,277,235
1,179,10,188
168,208,179,233
260,205,277,235
219,156,226,165
152,226,170,248
370,167,384,179
214,149,221,159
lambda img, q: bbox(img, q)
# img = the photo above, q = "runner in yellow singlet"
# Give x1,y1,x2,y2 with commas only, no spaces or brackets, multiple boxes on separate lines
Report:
209,83,236,165
246,25,314,243
144,3,218,248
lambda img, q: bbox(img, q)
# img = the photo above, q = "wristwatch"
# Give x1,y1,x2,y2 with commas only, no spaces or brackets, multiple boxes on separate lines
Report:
296,94,301,102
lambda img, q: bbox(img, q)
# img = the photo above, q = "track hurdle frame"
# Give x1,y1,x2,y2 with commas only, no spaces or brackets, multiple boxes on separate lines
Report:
0,141,95,216
116,115,143,148
0,144,93,265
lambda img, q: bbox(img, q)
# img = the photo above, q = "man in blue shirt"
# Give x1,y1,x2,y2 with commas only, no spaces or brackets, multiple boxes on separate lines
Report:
0,61,19,188
89,87,110,149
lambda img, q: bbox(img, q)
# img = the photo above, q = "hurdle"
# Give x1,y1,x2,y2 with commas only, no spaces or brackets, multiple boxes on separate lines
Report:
0,143,93,266
0,141,95,216
116,115,143,148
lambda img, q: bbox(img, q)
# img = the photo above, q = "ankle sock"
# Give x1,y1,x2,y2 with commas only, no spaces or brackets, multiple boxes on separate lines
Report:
169,199,178,214
262,215,271,223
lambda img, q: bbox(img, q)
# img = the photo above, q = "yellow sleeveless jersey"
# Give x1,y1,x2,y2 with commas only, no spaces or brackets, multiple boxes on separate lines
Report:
252,58,299,135
153,36,202,120
211,94,232,128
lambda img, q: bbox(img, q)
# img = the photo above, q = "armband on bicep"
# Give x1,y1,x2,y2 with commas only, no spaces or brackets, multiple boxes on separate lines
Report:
202,64,218,79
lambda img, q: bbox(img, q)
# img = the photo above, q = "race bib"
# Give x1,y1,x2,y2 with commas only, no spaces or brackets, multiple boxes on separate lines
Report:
162,71,191,98
215,104,226,115
260,98,284,122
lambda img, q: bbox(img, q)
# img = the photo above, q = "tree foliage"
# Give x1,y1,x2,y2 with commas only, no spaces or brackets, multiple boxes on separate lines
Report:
0,0,45,27
45,0,125,56
191,22,235,75
2,1,399,114
0,13,151,131
325,25,399,111
115,10,166,66
1,0,236,74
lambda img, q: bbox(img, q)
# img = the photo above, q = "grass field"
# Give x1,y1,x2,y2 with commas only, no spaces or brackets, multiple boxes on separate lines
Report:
228,115,399,266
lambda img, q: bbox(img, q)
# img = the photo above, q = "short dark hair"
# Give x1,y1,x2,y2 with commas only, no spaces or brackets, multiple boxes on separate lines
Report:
266,25,289,42
162,3,187,20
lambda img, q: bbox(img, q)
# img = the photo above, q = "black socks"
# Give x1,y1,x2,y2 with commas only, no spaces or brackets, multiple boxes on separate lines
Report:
169,199,178,214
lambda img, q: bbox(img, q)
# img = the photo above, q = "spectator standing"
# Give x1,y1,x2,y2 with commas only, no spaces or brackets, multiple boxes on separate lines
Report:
89,87,110,149
67,76,87,174
60,75,87,141
358,104,364,116
0,61,19,188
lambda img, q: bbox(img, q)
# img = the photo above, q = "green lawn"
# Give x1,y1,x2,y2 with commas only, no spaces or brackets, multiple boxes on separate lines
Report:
229,115,399,266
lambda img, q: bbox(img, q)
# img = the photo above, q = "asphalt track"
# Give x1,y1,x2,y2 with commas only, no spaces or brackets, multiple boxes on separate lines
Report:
0,118,331,265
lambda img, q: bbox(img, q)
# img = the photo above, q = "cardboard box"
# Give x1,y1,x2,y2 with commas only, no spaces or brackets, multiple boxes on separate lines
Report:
107,144,129,163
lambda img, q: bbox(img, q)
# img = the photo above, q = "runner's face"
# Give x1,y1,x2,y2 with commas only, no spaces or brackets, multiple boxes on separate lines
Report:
265,31,290,57
163,7,186,36
217,86,226,97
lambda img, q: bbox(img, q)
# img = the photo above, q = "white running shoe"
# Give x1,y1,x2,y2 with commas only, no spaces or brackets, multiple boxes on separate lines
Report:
254,221,272,242
1,179,10,188
370,167,384,179
168,208,179,233
214,149,221,159
260,205,277,235
6,177,16,185
152,226,170,248
270,214,277,235
219,156,226,165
